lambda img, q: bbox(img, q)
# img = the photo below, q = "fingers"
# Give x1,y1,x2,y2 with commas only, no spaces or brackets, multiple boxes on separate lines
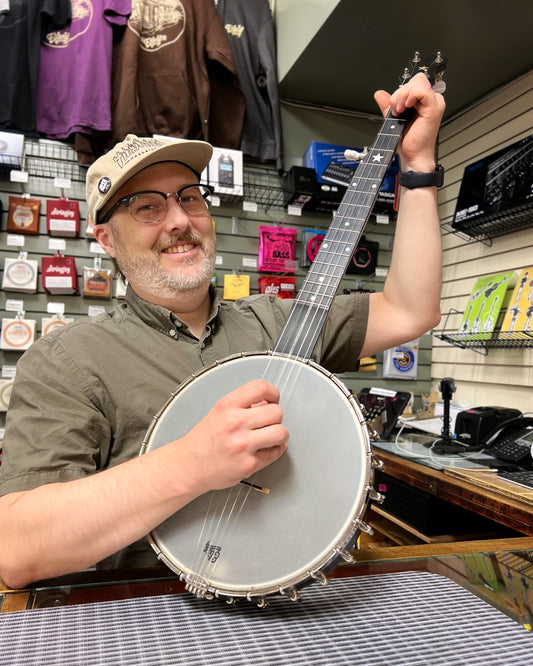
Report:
374,72,444,118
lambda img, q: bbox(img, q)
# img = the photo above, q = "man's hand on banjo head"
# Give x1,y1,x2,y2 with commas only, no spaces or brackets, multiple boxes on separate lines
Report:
178,379,289,495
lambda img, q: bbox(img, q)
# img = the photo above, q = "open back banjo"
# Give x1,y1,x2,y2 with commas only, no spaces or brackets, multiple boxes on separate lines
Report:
141,53,446,605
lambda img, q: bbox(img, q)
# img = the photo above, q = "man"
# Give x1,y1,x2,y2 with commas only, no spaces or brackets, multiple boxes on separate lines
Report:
0,73,445,589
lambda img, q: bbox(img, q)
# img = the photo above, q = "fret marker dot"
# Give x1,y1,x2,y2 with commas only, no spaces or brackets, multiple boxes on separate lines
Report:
319,276,324,282
344,221,350,226
345,246,350,252
310,295,316,301
323,243,329,249
372,184,377,188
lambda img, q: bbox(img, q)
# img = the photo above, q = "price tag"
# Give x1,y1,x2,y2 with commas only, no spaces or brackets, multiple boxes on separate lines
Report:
376,214,390,225
6,235,25,247
49,238,66,251
90,241,106,254
215,255,223,266
375,268,388,277
287,205,303,216
242,257,257,269
47,302,65,315
2,366,17,379
88,306,106,317
242,201,258,213
5,299,24,312
53,177,71,189
211,195,221,207
10,170,29,183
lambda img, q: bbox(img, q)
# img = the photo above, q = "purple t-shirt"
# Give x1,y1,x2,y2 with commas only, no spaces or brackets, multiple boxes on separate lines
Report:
36,0,131,138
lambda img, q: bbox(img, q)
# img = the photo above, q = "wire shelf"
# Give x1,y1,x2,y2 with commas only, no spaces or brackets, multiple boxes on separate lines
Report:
437,308,533,354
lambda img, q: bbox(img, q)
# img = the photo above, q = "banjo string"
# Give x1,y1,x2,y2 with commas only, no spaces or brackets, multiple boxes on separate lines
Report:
190,128,401,587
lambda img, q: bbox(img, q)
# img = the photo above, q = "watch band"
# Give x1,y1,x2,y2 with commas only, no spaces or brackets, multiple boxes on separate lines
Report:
399,164,444,189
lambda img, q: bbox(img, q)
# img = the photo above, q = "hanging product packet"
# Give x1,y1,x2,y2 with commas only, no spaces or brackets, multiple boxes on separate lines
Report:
42,254,79,295
258,275,296,299
1,316,37,351
223,274,250,300
2,256,39,293
46,197,80,237
7,196,41,234
300,228,326,268
41,315,74,337
0,378,14,412
382,339,420,380
258,225,297,273
83,267,112,299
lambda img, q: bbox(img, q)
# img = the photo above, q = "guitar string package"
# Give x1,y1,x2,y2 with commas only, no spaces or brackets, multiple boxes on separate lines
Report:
1,317,37,351
382,339,419,380
2,256,39,293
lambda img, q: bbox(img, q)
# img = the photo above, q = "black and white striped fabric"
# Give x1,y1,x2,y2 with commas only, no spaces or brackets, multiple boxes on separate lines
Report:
1,571,532,665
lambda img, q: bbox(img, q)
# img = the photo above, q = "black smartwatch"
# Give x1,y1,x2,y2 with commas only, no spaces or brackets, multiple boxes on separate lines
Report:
398,164,444,189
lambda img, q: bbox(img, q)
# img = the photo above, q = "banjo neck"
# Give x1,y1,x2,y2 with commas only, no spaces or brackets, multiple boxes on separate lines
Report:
274,51,446,361
274,109,405,359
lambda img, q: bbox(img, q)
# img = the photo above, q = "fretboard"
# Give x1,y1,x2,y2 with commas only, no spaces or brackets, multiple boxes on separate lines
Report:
275,111,407,359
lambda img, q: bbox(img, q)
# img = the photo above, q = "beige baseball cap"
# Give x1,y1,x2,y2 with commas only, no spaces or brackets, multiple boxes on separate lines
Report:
86,134,213,224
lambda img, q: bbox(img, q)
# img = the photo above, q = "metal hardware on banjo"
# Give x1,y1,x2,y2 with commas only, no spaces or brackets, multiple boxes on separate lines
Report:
141,52,446,606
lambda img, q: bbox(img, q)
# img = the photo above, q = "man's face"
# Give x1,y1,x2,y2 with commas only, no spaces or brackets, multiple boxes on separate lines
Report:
94,162,216,303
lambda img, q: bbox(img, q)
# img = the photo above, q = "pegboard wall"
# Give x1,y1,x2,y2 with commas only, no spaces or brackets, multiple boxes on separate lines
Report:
0,137,434,431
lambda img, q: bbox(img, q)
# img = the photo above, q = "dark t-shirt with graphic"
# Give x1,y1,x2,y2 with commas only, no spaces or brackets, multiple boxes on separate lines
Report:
0,0,71,132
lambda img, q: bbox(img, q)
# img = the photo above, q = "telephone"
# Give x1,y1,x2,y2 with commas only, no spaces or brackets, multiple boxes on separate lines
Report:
484,416,533,466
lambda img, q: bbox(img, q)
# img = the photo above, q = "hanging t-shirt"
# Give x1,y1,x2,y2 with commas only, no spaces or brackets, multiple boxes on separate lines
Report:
0,0,71,132
36,0,131,139
112,0,244,149
216,0,283,171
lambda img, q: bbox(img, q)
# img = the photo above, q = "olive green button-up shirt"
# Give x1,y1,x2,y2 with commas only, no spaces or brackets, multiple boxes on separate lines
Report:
0,285,368,566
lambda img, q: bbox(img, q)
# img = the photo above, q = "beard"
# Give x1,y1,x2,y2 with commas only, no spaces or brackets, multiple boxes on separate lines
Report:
113,229,216,297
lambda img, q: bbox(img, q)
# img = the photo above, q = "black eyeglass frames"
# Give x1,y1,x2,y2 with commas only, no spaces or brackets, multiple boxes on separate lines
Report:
98,184,215,225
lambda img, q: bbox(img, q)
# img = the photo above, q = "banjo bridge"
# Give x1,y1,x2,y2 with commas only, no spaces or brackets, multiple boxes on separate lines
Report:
239,479,271,494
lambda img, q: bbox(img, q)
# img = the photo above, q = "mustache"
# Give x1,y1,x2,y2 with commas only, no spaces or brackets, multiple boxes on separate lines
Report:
153,232,206,253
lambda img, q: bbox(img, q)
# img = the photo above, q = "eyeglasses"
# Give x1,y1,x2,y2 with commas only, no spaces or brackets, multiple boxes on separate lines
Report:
98,184,215,225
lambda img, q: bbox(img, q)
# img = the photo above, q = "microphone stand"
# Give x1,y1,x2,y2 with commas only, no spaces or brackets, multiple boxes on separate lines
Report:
432,377,466,454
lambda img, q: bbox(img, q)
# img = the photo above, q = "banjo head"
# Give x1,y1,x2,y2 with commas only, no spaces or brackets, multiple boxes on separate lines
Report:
141,352,373,601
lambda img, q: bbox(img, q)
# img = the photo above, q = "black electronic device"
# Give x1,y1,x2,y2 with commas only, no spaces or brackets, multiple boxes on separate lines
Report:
485,416,533,466
321,161,355,186
357,387,411,440
451,134,533,238
455,406,523,447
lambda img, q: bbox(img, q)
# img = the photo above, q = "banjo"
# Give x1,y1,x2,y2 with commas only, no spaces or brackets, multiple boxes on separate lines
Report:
141,53,446,605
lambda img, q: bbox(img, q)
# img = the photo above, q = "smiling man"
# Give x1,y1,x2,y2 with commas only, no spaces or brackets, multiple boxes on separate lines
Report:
0,73,445,589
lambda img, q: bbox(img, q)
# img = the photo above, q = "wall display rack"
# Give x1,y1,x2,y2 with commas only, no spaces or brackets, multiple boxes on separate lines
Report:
437,308,533,355
16,138,288,212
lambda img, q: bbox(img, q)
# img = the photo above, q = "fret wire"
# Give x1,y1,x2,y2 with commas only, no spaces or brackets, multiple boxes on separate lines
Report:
274,110,406,358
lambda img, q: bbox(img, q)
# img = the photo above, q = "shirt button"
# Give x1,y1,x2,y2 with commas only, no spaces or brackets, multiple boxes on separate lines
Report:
169,329,177,337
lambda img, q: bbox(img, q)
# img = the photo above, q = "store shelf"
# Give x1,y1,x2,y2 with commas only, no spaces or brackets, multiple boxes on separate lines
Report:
437,308,533,354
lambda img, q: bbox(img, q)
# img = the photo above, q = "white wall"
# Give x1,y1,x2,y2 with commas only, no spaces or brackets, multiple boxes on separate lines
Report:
433,70,533,413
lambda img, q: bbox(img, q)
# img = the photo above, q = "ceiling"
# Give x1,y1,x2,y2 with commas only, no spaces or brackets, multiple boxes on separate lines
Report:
278,1,533,123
